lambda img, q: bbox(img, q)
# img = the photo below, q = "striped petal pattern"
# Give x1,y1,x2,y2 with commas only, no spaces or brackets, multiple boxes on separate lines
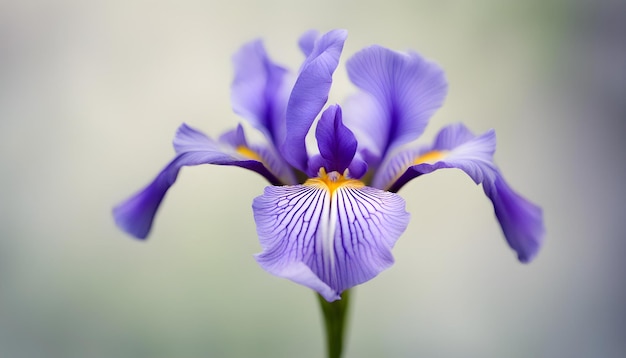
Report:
253,176,410,301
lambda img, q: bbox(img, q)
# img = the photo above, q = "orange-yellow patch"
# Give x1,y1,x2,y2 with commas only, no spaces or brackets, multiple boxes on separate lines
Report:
304,168,364,196
236,146,262,161
413,150,447,165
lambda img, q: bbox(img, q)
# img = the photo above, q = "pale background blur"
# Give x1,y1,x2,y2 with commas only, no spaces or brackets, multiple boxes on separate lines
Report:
1,0,625,357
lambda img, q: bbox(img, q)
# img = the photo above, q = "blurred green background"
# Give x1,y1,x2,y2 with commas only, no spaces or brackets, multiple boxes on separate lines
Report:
1,0,625,357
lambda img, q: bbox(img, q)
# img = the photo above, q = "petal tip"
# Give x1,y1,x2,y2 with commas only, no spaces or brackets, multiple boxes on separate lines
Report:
112,199,153,240
490,178,545,264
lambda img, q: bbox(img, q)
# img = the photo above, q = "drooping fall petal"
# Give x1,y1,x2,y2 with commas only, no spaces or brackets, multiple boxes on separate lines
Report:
113,123,284,239
253,177,410,301
377,123,545,262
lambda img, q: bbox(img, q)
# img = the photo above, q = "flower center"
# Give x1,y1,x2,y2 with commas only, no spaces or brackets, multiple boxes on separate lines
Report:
304,168,364,196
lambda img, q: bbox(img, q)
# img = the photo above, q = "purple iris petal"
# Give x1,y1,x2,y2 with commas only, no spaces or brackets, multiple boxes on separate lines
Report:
216,124,247,148
315,105,355,172
381,123,496,192
344,46,448,166
282,29,348,172
298,29,319,57
382,123,544,262
230,39,290,145
311,105,367,178
218,124,297,185
113,123,284,239
484,176,544,263
253,183,410,301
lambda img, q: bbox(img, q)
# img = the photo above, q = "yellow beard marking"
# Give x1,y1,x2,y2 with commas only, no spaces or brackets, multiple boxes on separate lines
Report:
236,146,262,162
304,168,364,197
413,150,447,165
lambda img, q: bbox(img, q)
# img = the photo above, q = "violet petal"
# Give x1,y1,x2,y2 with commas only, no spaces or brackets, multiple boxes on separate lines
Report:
253,181,410,301
344,46,448,165
314,105,362,175
282,29,347,172
380,123,545,262
113,124,284,239
231,40,290,145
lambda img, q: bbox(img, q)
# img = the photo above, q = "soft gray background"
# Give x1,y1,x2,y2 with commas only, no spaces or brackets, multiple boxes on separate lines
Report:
1,0,625,357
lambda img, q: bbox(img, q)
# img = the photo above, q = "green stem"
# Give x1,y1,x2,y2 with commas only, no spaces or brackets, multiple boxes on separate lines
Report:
317,289,351,358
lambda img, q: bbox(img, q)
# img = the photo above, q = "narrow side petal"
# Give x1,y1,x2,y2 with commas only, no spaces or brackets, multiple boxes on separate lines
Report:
113,124,283,239
282,29,348,172
253,182,410,301
231,40,290,145
380,123,545,262
344,46,448,165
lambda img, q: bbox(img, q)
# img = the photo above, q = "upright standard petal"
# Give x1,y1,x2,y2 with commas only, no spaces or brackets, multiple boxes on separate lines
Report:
315,105,356,172
113,123,284,239
253,175,410,301
282,29,348,172
308,104,367,178
344,46,448,165
378,123,544,262
298,29,319,57
230,40,290,145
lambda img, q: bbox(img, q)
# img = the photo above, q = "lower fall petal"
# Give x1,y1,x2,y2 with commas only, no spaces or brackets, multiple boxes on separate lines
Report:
484,176,545,263
113,124,284,239
374,123,496,191
378,123,545,262
252,178,410,301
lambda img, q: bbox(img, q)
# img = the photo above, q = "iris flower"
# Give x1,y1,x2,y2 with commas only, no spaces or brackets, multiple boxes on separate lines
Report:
113,29,544,303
